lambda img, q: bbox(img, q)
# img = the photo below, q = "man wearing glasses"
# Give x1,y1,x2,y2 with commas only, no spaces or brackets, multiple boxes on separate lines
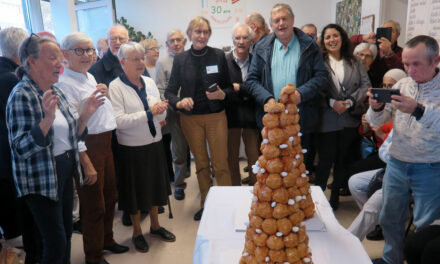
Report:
225,23,259,186
156,29,190,201
89,24,129,86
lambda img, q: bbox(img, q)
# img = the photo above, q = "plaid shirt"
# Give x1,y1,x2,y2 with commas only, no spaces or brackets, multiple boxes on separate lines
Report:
6,75,84,201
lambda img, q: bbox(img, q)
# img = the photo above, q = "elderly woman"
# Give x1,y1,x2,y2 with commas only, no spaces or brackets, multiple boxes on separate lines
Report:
165,16,233,221
6,35,104,264
353,43,380,87
58,32,128,264
317,24,371,210
140,38,160,81
109,42,175,253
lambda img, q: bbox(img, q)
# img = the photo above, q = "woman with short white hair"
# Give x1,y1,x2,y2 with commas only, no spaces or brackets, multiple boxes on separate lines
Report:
109,42,175,253
58,32,128,264
353,42,380,87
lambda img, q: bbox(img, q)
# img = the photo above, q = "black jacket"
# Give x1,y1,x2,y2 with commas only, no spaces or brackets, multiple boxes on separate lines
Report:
89,49,123,86
0,57,19,179
224,51,257,129
165,46,233,115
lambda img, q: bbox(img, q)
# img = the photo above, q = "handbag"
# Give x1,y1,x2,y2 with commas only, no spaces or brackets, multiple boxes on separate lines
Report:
367,168,386,198
361,135,378,159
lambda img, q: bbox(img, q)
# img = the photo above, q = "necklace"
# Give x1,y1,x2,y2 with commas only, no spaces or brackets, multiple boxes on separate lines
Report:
190,48,208,57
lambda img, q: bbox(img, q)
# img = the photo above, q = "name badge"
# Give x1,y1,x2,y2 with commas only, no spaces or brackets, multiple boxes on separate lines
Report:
206,65,219,74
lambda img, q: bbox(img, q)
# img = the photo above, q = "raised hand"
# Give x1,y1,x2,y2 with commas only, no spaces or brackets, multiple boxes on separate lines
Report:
81,88,106,119
96,83,108,97
367,88,385,110
42,89,59,121
378,37,392,56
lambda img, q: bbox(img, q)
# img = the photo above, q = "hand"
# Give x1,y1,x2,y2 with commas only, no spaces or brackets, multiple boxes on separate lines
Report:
96,83,108,97
206,86,226,100
233,83,240,92
362,32,376,44
151,100,168,115
332,100,349,115
361,114,370,128
159,120,167,127
83,163,97,185
372,126,386,140
378,37,392,56
176,97,194,111
42,90,59,121
367,88,385,110
81,89,106,120
391,94,418,114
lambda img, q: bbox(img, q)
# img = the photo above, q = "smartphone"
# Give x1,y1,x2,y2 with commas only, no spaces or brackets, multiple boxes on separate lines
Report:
207,83,218,92
371,88,400,103
376,27,392,45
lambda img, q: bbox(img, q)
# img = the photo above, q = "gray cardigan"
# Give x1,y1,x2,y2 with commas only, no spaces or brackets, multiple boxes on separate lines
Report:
319,57,371,133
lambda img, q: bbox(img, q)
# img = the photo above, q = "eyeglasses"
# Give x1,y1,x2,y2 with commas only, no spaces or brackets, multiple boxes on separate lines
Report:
146,46,161,51
233,36,250,41
168,38,183,44
109,37,128,43
193,30,210,36
70,47,95,56
382,83,394,89
23,33,40,57
357,52,373,59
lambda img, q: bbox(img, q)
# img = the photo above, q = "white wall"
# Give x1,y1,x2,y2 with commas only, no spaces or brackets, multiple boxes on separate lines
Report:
114,0,334,51
382,0,408,45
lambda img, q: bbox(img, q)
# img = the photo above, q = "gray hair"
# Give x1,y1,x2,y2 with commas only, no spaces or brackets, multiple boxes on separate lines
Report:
406,35,439,64
107,24,128,39
384,20,401,35
166,29,185,42
60,32,93,51
0,27,28,59
353,42,378,60
139,38,158,51
17,35,58,79
270,3,294,21
117,42,145,61
301,24,317,32
231,23,254,42
247,13,266,28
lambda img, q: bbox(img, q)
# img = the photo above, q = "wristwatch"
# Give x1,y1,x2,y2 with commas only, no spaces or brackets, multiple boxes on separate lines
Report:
411,103,425,121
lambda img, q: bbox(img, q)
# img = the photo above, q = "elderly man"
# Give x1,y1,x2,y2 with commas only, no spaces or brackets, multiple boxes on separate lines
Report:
301,23,317,41
155,29,190,200
89,25,128,86
246,3,327,171
96,38,108,59
351,20,404,88
366,35,440,264
245,12,268,53
225,23,259,186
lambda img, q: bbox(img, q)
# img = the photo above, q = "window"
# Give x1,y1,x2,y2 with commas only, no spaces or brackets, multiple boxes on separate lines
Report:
0,0,26,29
40,0,54,34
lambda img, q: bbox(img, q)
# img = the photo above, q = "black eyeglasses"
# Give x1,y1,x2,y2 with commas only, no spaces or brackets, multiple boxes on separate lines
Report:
23,33,40,57
69,47,95,56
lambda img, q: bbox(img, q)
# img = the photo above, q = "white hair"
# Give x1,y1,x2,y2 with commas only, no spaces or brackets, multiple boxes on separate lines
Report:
270,3,294,21
107,24,128,39
167,29,185,42
384,68,407,82
353,42,378,60
0,27,29,59
117,42,145,61
384,20,401,35
231,23,254,42
61,32,93,51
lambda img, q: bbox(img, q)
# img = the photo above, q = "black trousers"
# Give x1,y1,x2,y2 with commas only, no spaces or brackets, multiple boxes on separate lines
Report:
162,133,175,182
405,225,440,264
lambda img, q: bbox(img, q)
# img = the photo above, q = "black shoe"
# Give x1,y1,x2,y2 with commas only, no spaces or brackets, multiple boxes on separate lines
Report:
104,243,129,254
372,258,388,264
366,225,384,241
132,235,149,253
86,260,110,264
339,187,351,196
241,177,250,185
194,208,204,221
150,227,176,242
174,188,185,200
243,166,249,172
122,211,132,226
72,220,82,234
158,206,165,214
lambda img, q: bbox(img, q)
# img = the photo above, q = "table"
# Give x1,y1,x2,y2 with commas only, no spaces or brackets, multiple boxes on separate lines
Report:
193,186,372,264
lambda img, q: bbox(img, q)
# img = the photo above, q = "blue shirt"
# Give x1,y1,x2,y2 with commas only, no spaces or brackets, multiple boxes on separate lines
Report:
271,33,300,100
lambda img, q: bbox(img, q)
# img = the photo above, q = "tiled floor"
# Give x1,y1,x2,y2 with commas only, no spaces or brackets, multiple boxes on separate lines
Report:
66,160,384,264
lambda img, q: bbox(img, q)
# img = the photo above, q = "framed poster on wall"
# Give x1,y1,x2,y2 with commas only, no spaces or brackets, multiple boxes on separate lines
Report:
336,0,362,37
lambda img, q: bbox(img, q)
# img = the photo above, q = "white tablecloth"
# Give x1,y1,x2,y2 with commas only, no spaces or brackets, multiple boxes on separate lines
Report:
193,186,372,264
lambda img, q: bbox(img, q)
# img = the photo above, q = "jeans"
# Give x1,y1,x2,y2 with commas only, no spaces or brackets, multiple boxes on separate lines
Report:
380,156,440,264
25,151,75,264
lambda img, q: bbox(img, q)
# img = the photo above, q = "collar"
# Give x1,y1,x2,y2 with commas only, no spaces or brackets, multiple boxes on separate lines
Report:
418,68,440,86
232,49,249,65
62,67,88,82
275,32,296,51
119,72,145,90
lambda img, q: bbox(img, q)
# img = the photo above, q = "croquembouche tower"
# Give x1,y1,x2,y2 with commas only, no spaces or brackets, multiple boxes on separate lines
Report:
239,84,315,264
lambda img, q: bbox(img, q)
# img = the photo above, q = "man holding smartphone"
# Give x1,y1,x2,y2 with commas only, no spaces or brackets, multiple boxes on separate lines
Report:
366,35,440,264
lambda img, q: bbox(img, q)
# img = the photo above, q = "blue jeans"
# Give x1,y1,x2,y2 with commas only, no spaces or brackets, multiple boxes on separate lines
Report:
25,152,75,264
380,156,440,264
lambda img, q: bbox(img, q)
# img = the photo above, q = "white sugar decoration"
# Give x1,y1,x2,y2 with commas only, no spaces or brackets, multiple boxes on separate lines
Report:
256,229,262,234
304,257,311,263
301,222,306,227
306,170,310,174
293,161,297,166
252,196,258,202
298,132,303,137
288,199,295,205
301,173,307,178
244,221,249,227
260,168,266,173
295,154,301,159
271,202,277,207
252,164,260,174
281,172,288,177
276,232,283,237
297,108,300,113
302,195,307,200
292,226,300,232
302,149,308,153
296,196,303,202
263,138,269,144
284,262,290,264
289,136,294,142
279,144,288,149
285,109,289,114
242,252,249,257
308,248,312,253
265,256,270,262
